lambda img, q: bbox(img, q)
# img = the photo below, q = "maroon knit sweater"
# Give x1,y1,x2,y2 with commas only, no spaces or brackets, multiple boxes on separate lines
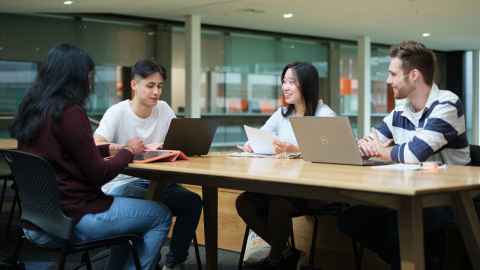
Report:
19,105,133,223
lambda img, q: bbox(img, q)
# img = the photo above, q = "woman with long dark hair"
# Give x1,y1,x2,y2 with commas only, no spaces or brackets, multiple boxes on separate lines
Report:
236,62,336,270
11,44,171,270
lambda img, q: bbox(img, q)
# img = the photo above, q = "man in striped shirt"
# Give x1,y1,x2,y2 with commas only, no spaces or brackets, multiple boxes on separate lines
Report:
338,41,469,270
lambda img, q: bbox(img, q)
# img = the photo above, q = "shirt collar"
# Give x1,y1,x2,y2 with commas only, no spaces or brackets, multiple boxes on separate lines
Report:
401,84,439,121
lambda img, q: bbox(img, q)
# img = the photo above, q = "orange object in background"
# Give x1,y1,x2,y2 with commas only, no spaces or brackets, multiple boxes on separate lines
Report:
340,77,352,95
259,100,275,114
240,99,248,112
227,98,248,112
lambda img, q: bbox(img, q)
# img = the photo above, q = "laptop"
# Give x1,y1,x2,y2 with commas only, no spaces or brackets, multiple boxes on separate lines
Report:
162,118,217,156
290,117,388,166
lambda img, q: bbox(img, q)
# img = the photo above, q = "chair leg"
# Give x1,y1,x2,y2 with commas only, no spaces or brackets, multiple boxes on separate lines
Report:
352,239,364,270
56,253,66,270
289,220,296,250
128,240,142,270
193,234,202,270
0,176,8,213
1,233,25,269
309,216,319,266
81,251,93,270
238,227,250,270
5,188,19,239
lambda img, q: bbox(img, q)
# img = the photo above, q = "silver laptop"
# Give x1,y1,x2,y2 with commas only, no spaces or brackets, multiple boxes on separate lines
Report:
290,117,388,166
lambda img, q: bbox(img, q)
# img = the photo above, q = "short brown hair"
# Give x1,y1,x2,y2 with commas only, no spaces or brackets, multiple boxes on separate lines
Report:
390,41,436,86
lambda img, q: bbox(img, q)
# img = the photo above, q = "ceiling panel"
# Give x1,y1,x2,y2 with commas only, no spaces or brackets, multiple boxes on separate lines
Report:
1,0,478,51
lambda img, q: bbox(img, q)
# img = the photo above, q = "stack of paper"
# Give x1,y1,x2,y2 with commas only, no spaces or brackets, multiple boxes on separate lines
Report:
244,125,278,155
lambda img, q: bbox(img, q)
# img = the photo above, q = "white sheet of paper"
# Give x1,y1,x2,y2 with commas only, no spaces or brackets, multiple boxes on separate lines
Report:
371,164,422,171
244,125,278,155
372,163,447,171
229,152,275,158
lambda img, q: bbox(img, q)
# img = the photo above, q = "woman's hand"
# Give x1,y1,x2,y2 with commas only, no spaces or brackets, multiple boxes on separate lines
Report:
272,139,299,154
108,143,124,156
237,143,253,153
125,138,145,155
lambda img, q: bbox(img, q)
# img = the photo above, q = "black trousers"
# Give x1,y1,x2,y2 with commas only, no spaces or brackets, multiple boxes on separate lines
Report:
337,205,455,270
236,192,324,261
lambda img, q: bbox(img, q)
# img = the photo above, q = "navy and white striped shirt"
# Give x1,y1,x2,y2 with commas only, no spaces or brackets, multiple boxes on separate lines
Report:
374,84,470,165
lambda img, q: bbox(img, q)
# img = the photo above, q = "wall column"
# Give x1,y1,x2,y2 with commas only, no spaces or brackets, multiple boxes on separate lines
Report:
357,36,371,137
185,15,201,118
472,50,480,144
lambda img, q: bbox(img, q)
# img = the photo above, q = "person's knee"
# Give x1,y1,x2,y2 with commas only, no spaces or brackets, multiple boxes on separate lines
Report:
188,191,203,216
150,202,172,229
236,192,255,220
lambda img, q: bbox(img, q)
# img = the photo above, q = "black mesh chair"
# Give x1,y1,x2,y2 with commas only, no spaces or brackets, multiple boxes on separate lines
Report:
0,157,21,239
0,150,142,270
470,144,480,166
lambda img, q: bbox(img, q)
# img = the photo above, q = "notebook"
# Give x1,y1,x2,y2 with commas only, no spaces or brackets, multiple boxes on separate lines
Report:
133,150,188,163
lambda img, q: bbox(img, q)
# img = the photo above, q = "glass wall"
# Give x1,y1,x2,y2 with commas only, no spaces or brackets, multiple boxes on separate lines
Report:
172,28,329,146
0,13,453,147
0,14,159,121
0,60,37,114
332,44,391,134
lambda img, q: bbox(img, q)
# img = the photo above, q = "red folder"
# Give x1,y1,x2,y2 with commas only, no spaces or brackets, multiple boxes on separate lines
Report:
133,150,189,163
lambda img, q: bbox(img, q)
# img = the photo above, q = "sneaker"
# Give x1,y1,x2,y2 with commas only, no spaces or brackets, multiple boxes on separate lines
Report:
162,263,187,270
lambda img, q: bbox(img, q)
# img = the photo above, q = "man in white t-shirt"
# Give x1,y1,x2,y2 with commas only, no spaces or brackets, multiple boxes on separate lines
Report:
94,60,202,270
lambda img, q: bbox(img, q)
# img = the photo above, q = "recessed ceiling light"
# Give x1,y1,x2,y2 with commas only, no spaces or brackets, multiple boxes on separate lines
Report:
283,13,293,19
64,0,73,5
422,32,431,37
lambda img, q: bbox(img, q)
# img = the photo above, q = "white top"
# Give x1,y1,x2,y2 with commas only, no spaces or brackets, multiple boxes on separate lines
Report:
94,100,176,145
261,101,336,145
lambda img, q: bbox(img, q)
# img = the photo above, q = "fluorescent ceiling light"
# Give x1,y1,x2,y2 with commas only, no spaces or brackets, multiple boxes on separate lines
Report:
283,13,293,19
422,32,431,37
64,0,73,5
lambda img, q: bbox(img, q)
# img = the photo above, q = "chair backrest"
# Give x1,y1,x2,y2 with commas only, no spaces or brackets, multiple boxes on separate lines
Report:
0,150,74,241
470,145,480,166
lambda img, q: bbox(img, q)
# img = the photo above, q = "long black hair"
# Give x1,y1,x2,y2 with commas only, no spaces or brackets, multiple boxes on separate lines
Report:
280,62,320,117
10,43,94,144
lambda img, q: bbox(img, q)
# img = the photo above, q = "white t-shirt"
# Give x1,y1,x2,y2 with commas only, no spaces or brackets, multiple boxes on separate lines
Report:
94,100,176,145
260,101,336,145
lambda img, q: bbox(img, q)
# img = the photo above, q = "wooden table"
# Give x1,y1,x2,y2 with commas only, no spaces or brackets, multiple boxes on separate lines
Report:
125,155,480,270
0,139,17,150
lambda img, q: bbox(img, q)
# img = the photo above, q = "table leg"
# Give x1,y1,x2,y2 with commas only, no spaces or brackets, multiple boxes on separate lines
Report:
202,186,218,270
398,197,425,270
453,191,480,270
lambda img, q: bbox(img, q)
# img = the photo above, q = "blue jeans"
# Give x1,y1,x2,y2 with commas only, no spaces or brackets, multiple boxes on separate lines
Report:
104,175,203,267
24,197,172,270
